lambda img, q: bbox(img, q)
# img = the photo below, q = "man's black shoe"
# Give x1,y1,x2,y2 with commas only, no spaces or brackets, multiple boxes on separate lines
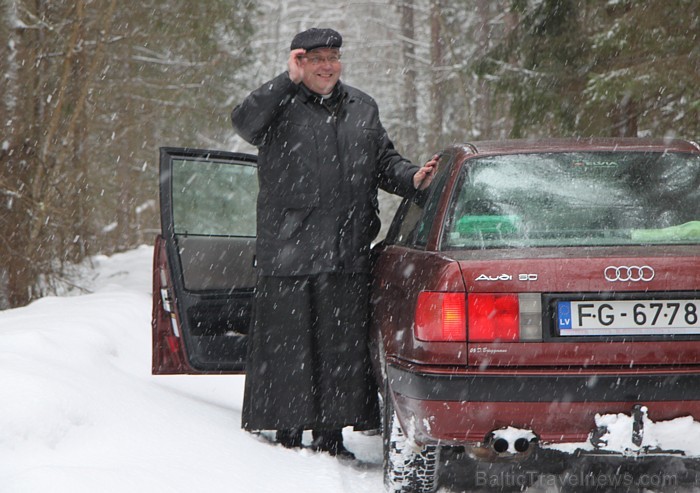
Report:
276,428,303,449
311,429,356,460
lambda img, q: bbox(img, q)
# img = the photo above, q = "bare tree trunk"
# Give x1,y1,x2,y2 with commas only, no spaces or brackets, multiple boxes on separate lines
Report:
1,0,44,307
65,1,89,263
428,0,445,152
115,37,135,253
398,0,419,158
474,0,493,138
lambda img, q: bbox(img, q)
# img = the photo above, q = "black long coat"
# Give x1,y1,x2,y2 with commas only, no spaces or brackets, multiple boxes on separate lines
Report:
231,72,419,276
231,73,419,431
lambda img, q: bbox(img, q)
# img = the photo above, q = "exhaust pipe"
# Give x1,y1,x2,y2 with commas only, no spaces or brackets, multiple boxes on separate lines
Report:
472,428,538,461
492,437,509,454
514,437,531,453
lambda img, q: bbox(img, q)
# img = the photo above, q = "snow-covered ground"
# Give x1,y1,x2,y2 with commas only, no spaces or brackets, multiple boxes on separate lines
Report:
3,246,700,492
0,246,383,493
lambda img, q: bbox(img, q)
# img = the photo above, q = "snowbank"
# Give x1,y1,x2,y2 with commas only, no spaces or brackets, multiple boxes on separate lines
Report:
0,246,382,493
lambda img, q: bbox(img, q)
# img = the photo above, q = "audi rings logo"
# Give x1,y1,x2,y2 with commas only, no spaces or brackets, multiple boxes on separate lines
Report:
604,265,655,282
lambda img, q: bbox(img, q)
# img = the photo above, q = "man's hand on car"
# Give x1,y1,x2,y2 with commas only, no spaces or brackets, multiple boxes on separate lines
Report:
413,153,440,190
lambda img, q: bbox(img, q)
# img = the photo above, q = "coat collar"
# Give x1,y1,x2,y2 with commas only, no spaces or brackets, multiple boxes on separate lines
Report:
297,81,347,105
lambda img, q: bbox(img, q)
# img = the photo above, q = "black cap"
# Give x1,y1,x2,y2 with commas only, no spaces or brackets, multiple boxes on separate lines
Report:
290,28,342,51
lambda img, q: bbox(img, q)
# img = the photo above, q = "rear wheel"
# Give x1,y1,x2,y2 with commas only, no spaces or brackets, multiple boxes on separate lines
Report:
383,386,441,493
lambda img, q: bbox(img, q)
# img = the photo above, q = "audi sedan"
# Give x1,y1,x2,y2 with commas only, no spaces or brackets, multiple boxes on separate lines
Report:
372,138,700,492
151,138,700,493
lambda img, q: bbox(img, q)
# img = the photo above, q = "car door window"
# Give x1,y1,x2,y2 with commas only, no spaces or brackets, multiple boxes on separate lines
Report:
172,158,257,237
170,158,258,292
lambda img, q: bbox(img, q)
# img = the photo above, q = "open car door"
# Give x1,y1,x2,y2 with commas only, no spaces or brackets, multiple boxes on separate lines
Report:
152,147,257,374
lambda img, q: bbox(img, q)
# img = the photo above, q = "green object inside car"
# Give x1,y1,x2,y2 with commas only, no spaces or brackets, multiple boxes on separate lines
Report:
456,215,521,236
631,221,700,242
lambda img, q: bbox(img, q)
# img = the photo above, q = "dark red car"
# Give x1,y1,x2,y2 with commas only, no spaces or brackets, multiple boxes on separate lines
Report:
152,139,700,493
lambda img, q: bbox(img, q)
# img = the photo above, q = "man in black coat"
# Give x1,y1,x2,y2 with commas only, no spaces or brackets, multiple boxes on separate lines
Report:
231,27,438,459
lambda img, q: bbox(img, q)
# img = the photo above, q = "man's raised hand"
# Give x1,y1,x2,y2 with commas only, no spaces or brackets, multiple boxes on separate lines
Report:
288,49,306,84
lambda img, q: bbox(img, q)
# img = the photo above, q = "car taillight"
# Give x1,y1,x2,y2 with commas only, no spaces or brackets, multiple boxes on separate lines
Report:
467,293,520,342
414,292,467,342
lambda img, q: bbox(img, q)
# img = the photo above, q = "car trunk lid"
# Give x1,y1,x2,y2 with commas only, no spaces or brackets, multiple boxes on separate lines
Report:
456,246,700,367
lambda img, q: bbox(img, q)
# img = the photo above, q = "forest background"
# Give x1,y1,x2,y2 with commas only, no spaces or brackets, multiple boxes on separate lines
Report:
1,0,698,308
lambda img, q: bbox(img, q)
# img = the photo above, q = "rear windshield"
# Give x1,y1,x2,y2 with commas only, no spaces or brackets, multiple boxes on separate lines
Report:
442,151,700,249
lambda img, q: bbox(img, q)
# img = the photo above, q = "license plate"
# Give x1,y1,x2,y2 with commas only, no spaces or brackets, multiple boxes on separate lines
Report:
557,299,700,336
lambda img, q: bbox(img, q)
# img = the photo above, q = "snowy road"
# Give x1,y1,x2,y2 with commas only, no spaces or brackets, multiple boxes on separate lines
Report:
2,246,700,492
0,247,382,492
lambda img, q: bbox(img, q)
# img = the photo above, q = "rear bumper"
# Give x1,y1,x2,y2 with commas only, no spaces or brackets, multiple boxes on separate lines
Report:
387,363,700,444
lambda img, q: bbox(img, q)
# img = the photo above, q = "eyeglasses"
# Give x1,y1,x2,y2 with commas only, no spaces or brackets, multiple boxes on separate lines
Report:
302,54,341,65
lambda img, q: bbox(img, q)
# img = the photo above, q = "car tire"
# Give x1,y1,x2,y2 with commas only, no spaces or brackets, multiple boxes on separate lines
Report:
383,382,441,493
